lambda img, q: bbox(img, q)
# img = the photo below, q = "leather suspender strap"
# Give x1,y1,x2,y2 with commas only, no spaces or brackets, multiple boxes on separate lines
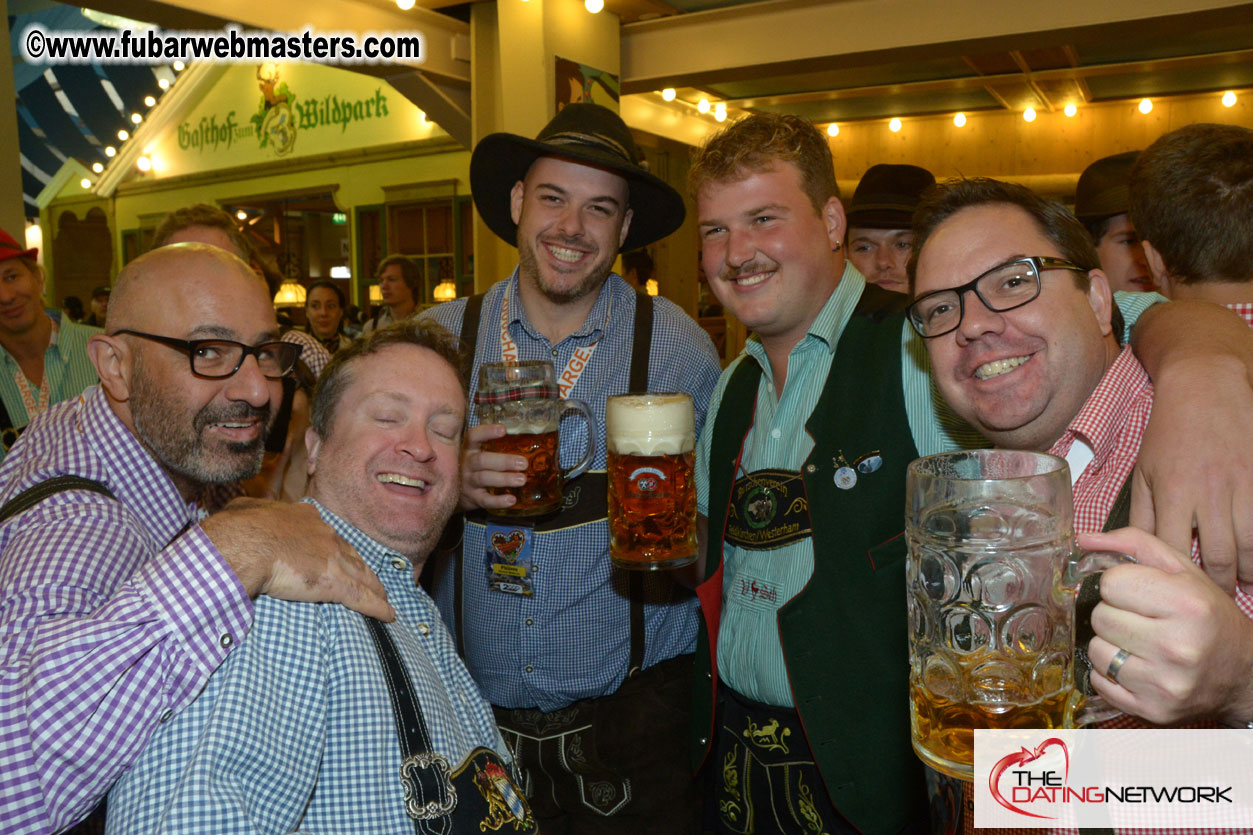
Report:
1101,469,1136,532
0,476,115,523
626,290,653,676
453,294,486,660
363,616,457,833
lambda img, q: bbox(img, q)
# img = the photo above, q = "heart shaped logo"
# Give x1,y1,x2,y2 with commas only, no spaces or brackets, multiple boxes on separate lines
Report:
989,737,1069,819
490,530,526,560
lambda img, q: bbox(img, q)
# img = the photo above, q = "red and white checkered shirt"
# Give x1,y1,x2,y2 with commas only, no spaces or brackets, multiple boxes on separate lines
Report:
963,327,1253,835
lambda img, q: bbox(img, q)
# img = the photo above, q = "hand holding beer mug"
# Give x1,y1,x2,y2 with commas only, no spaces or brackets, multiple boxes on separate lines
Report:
906,450,1132,780
606,393,698,571
475,361,593,517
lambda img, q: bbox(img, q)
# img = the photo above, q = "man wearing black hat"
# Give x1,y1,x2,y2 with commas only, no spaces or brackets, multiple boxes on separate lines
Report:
1075,151,1157,293
0,227,99,463
421,103,721,833
846,163,935,294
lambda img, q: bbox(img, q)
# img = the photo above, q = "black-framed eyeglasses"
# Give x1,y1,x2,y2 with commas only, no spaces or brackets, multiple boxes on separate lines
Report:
110,329,302,379
906,256,1091,338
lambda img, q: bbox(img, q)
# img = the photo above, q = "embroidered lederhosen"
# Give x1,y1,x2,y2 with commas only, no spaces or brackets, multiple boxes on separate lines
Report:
363,616,537,834
0,397,24,453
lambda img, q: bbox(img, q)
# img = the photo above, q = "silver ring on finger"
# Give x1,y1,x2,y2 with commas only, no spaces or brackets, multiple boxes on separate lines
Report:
1106,647,1132,685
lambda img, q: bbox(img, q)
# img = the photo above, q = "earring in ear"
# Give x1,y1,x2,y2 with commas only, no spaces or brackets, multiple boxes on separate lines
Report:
832,242,842,252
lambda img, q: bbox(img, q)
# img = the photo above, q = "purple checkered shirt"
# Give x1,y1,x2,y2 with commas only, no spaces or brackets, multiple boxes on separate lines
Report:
0,386,253,835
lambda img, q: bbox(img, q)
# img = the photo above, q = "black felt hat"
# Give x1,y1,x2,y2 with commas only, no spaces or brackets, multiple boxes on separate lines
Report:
470,103,686,252
1075,151,1139,220
847,164,936,229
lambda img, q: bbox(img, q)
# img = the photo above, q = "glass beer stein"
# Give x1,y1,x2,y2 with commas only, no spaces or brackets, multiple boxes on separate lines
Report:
605,393,698,570
905,450,1131,781
475,361,593,517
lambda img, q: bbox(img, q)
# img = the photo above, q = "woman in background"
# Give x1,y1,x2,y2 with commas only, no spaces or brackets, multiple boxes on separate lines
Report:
304,280,352,354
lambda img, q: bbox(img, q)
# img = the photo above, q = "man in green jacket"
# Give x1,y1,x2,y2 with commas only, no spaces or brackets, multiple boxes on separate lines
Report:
687,113,1253,834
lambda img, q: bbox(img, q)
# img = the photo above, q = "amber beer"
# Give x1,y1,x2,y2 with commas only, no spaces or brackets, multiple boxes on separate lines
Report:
606,393,697,570
909,650,1073,780
475,361,593,518
482,427,562,515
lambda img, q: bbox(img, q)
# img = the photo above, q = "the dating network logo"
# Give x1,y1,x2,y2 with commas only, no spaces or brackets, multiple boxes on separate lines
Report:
989,738,1070,819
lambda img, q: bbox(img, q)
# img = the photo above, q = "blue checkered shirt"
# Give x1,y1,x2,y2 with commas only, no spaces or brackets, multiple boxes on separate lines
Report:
105,500,510,834
422,272,723,710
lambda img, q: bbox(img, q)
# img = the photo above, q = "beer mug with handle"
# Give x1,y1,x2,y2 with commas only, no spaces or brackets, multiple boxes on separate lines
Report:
475,361,593,517
605,392,698,570
905,449,1132,781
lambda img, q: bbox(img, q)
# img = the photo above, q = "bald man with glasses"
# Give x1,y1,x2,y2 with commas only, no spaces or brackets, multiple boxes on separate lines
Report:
0,243,393,835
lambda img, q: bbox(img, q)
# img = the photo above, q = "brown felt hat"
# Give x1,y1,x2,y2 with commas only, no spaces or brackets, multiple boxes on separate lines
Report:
847,164,936,229
1075,151,1140,219
470,103,686,252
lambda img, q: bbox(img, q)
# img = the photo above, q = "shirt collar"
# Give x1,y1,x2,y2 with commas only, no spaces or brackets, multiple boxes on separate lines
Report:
80,386,200,545
505,268,619,345
1049,345,1149,468
300,497,408,573
744,262,865,367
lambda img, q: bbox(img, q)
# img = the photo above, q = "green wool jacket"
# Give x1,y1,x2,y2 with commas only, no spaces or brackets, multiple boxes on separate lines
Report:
693,310,926,834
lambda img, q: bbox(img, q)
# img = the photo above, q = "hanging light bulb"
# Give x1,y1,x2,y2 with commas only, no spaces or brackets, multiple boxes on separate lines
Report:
105,146,117,157
117,129,129,141
953,112,966,127
396,0,416,8
697,98,710,114
827,123,839,137
172,60,185,72
1023,107,1037,122
1222,91,1237,108
1064,103,1078,117
80,178,92,189
130,112,142,125
714,103,727,122
433,280,457,302
585,0,604,12
158,78,170,90
661,88,676,102
1138,98,1153,114
136,156,152,172
144,95,156,107
91,162,104,173
888,117,902,132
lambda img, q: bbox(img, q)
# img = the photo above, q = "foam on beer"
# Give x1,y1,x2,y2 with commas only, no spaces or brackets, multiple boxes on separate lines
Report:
606,393,694,456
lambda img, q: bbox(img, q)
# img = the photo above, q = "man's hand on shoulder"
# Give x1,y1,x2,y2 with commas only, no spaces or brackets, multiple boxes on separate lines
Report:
1130,300,1253,594
201,499,395,621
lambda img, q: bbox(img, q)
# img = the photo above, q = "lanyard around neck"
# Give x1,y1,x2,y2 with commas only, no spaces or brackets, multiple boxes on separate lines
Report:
498,286,612,399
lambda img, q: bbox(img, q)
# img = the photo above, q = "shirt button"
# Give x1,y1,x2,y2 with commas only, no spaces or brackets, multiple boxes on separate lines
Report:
550,349,558,357
159,709,174,723
525,617,534,626
417,622,431,636
391,558,406,571
219,633,234,649
770,428,781,439
524,664,534,673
